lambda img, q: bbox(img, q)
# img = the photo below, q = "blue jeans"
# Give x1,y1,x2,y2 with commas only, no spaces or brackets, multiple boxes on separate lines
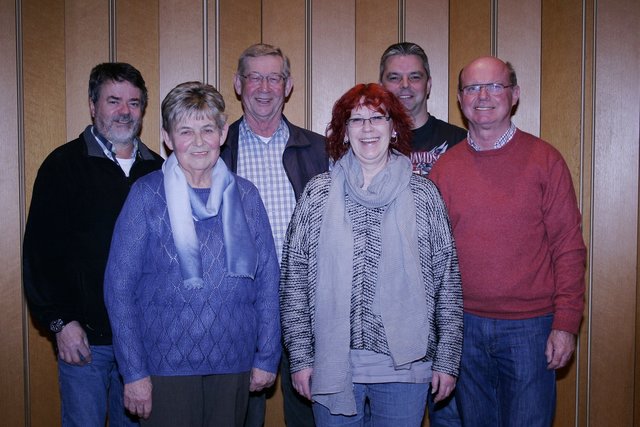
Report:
426,386,461,427
58,345,137,427
361,384,460,427
313,382,429,427
456,313,556,427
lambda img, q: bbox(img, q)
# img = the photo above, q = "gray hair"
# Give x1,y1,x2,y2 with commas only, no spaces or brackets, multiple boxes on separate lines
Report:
506,61,518,87
237,43,291,79
161,81,227,132
379,42,431,81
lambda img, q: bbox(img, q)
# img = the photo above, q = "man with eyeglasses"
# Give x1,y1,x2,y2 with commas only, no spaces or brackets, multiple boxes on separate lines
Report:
222,43,329,427
380,42,466,176
429,56,586,427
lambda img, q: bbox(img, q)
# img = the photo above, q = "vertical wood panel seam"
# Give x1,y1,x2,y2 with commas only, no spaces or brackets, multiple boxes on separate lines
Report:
354,1,357,82
447,0,453,103
586,1,596,425
15,0,29,424
305,0,312,129
214,0,220,89
109,0,116,61
353,2,357,83
579,0,587,214
398,0,405,41
260,0,264,42
491,0,497,55
16,0,28,420
537,0,542,137
203,0,208,83
577,1,589,422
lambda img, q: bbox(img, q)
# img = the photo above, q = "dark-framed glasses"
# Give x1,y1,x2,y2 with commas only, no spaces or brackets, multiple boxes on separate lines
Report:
460,83,514,96
346,115,391,128
241,72,286,86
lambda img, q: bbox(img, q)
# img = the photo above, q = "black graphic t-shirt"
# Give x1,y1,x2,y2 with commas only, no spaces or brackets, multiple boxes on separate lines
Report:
410,115,467,176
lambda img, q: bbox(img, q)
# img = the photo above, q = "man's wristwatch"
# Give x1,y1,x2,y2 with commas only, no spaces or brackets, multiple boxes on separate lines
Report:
49,318,65,333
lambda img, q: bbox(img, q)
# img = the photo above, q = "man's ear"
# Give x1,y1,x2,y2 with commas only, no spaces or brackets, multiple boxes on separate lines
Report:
233,74,243,96
511,85,521,108
284,76,294,98
89,98,96,118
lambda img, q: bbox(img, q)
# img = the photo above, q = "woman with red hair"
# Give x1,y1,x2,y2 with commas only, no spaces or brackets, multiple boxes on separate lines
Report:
280,83,463,426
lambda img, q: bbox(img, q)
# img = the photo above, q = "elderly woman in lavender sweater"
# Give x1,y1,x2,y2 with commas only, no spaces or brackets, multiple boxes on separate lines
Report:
104,81,280,427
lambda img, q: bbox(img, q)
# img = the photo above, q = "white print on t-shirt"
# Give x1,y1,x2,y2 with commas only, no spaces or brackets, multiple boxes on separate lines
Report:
411,141,449,176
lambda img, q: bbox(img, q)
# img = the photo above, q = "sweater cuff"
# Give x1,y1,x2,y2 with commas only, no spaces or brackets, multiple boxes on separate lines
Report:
551,309,583,335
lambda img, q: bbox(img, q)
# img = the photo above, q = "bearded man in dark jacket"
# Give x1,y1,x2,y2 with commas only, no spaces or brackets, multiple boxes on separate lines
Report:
23,62,163,427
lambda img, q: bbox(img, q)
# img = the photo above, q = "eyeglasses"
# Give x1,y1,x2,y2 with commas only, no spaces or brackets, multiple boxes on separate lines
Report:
346,115,391,128
460,83,514,96
240,72,286,86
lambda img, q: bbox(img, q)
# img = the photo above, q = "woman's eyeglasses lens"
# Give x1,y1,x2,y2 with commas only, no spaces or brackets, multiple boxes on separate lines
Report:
346,116,390,128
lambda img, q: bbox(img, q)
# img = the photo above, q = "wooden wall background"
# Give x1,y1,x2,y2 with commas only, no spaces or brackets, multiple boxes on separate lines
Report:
1,0,639,425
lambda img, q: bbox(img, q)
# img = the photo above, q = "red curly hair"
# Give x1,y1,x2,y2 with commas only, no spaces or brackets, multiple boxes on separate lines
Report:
326,83,413,161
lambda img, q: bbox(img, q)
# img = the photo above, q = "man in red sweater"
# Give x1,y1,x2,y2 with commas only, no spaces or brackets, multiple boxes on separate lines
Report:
429,56,586,427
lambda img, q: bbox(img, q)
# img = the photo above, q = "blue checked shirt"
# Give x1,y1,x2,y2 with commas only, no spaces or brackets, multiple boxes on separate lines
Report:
237,119,296,262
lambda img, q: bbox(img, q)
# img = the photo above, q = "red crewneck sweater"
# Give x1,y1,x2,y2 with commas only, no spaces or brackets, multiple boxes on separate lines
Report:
430,129,586,334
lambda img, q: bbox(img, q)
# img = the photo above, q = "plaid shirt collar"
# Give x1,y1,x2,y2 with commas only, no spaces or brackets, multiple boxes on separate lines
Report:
239,117,288,143
467,122,516,151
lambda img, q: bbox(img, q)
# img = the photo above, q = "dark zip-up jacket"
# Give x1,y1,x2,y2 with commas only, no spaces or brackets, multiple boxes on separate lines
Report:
23,126,163,345
220,116,329,201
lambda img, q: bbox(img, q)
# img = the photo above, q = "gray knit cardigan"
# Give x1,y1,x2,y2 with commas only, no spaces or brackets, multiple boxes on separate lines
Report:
280,172,463,379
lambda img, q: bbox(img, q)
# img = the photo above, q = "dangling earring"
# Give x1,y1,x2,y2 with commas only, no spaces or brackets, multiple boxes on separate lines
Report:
390,131,398,145
344,136,349,145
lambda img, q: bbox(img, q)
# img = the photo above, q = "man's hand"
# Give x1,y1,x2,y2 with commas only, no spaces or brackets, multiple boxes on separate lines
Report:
124,377,153,419
545,329,576,370
431,371,456,403
291,367,313,400
55,320,92,365
249,367,276,392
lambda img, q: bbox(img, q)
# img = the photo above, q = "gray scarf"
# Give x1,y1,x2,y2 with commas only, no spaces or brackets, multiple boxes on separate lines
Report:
312,150,429,415
163,154,257,289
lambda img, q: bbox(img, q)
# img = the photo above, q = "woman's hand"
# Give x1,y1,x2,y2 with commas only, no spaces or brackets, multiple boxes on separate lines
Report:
124,376,152,419
292,367,313,400
249,367,276,392
431,371,456,403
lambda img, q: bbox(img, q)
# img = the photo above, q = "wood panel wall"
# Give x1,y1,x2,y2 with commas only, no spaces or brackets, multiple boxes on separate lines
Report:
2,0,639,426
0,0,24,425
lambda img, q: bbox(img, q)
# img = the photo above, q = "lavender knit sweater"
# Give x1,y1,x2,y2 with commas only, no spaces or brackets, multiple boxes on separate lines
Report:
105,170,281,384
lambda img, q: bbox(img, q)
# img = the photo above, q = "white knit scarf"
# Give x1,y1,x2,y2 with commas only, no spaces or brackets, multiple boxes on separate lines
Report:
162,154,257,289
